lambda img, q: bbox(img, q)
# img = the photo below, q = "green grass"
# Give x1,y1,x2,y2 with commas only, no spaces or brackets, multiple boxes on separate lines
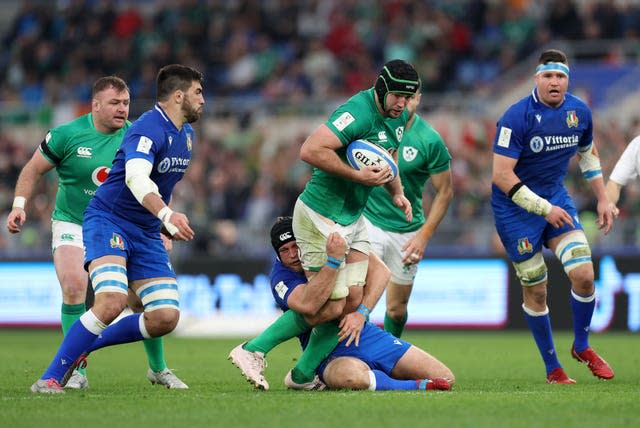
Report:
0,329,638,428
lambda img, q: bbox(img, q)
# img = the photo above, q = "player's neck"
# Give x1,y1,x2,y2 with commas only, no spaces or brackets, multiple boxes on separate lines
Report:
157,101,186,130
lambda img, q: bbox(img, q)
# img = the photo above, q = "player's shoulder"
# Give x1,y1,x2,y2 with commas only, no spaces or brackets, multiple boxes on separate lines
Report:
50,113,92,137
564,92,591,112
128,107,167,139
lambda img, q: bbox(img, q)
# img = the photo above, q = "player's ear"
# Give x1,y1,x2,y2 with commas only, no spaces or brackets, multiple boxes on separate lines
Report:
174,89,184,104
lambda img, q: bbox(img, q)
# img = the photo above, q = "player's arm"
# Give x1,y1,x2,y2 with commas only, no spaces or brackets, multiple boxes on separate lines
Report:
301,124,393,186
124,157,194,241
286,232,347,318
338,251,389,347
577,142,613,234
383,171,413,222
402,168,453,264
6,149,55,233
493,153,573,229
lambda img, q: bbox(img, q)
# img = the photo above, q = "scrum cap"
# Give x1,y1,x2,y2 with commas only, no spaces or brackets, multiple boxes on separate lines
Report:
270,216,295,253
374,59,420,109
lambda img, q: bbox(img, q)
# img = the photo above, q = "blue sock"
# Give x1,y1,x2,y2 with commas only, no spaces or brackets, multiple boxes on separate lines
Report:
523,307,560,375
570,290,595,352
371,370,418,391
41,319,99,382
86,313,146,354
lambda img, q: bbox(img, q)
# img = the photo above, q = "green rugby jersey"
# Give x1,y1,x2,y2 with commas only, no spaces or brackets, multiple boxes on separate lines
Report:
40,113,130,225
364,114,451,232
300,88,409,225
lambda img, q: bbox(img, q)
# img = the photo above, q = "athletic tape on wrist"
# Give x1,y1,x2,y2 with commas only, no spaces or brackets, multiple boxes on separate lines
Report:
356,304,371,318
157,206,173,223
12,196,26,209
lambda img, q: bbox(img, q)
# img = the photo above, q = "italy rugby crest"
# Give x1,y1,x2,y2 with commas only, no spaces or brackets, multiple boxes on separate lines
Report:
566,111,579,128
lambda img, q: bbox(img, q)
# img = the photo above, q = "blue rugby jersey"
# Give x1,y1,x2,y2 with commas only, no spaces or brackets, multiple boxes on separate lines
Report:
89,104,195,230
491,88,593,206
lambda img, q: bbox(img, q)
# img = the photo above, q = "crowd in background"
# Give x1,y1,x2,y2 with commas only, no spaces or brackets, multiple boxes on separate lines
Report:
1,0,640,260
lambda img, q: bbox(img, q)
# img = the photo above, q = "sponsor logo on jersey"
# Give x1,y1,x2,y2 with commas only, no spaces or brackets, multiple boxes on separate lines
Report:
332,112,355,131
497,126,512,148
77,147,92,158
60,233,75,241
157,156,190,174
186,133,192,151
395,126,404,142
378,131,387,141
168,136,173,146
110,233,124,250
517,237,533,255
91,166,111,187
566,110,579,128
274,281,288,300
136,136,153,154
402,146,417,162
393,339,402,345
535,114,542,123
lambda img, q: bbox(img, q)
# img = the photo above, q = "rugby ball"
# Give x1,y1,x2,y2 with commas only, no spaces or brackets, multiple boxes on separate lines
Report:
346,140,398,179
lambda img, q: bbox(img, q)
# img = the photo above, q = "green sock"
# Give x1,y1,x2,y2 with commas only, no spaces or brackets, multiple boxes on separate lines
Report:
291,321,339,383
384,312,407,338
61,303,86,374
245,310,310,354
143,336,167,373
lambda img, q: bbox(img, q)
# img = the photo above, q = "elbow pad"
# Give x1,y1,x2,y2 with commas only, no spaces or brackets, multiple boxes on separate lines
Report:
578,143,602,181
125,158,160,204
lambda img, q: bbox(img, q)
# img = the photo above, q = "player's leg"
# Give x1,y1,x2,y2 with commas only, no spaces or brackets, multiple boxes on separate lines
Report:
548,231,614,379
51,222,90,385
390,345,454,386
384,281,412,337
32,255,129,392
288,253,368,386
127,289,188,389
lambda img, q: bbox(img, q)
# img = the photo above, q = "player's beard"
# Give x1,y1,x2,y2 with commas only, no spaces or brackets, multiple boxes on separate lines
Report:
182,97,201,123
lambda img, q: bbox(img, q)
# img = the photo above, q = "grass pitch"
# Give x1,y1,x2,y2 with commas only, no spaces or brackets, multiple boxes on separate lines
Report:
0,329,637,428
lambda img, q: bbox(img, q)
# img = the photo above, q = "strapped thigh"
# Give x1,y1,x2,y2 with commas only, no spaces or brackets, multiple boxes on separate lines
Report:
135,279,180,312
554,232,592,274
90,263,128,295
513,251,547,287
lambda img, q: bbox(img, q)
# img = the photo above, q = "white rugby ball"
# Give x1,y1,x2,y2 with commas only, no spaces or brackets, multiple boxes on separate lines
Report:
346,140,398,179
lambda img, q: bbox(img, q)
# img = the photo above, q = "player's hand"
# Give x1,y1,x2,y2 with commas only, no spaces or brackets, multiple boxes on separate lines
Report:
608,202,620,219
401,236,427,265
544,205,574,229
392,194,413,222
338,311,366,347
6,208,26,234
325,231,347,260
357,165,395,186
596,199,614,235
165,211,195,241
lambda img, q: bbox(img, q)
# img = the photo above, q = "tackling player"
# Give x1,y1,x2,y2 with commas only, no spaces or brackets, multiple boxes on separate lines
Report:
232,217,454,392
491,49,614,384
30,64,204,393
6,76,187,390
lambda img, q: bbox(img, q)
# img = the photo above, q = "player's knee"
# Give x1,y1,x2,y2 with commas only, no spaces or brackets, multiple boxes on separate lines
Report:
93,296,128,323
135,278,180,335
324,358,369,390
145,309,179,336
513,252,547,287
386,304,407,321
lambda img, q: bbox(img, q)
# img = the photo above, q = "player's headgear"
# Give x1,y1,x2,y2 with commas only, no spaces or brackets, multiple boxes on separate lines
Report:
535,49,570,76
270,216,295,253
374,59,420,110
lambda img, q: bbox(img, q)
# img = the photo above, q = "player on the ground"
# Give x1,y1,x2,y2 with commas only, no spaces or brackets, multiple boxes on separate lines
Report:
491,49,614,384
232,217,454,392
6,76,187,389
363,90,452,337
30,64,204,393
